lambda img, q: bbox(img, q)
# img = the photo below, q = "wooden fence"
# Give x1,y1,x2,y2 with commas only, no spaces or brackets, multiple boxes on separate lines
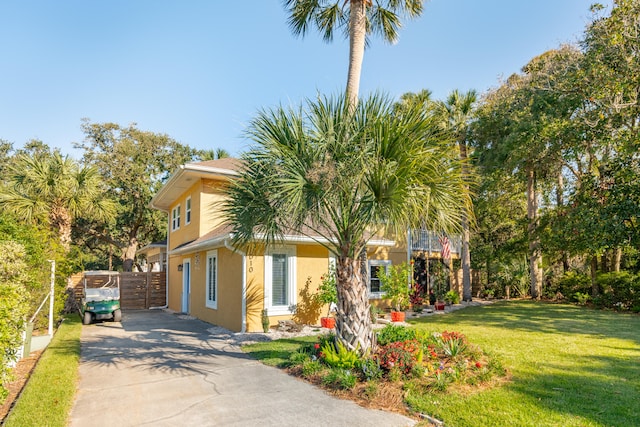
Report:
69,272,166,310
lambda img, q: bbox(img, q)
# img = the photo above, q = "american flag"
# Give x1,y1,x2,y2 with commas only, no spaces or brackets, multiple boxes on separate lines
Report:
439,235,451,261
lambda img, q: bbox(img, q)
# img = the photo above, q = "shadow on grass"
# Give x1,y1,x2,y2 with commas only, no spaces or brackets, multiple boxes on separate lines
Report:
409,300,640,426
505,352,640,427
410,300,640,345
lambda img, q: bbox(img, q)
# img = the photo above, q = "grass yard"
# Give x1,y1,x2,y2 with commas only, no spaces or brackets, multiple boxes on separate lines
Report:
406,301,640,427
3,315,81,427
245,301,640,427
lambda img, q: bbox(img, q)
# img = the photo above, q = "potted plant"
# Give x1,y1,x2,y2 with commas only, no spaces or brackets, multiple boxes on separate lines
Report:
379,262,411,322
444,290,460,305
314,265,337,329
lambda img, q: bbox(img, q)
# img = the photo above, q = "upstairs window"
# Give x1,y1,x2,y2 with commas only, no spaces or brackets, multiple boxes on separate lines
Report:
171,205,181,231
185,197,192,225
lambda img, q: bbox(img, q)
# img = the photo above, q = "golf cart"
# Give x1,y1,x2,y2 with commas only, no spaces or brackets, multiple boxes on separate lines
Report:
81,271,122,325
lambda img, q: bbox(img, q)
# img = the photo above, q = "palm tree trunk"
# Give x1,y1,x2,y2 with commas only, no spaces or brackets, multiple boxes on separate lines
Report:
459,141,472,302
346,0,367,108
51,205,72,251
335,255,374,355
527,167,542,299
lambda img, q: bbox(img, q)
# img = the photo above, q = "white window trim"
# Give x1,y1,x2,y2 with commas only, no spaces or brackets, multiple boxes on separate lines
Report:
171,204,181,231
205,250,218,309
368,259,391,299
264,246,297,316
185,197,192,225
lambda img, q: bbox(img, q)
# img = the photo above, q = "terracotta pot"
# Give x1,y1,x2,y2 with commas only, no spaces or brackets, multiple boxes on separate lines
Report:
390,311,405,322
321,317,336,329
435,302,446,311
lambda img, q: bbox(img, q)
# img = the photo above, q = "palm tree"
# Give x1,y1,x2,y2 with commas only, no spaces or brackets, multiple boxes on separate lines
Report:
0,152,115,251
437,89,477,302
284,0,426,107
225,92,469,354
198,148,231,161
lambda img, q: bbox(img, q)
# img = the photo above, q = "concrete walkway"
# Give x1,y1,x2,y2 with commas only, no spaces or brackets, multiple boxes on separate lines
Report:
69,310,415,427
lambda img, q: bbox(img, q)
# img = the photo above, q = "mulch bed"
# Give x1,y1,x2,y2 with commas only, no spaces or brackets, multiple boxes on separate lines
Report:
0,350,43,422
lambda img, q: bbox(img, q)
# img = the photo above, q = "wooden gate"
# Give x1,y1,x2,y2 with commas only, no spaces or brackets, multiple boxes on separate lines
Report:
70,272,166,310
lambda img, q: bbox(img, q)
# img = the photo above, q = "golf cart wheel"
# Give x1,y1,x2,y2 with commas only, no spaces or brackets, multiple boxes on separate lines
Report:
83,311,92,325
113,309,122,322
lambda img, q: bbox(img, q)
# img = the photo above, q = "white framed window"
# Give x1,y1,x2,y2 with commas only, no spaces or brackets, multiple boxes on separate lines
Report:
185,197,192,225
264,246,296,315
171,205,181,231
205,250,218,309
368,259,391,299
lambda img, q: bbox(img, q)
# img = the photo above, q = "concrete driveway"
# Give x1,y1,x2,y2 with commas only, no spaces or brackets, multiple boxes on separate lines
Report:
69,310,415,427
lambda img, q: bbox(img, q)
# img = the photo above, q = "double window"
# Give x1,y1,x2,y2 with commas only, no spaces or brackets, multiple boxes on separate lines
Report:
205,250,218,309
171,205,181,231
264,246,296,315
368,260,391,298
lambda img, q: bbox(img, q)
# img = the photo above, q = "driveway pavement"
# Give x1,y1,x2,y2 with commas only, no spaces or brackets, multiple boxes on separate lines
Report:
69,310,415,427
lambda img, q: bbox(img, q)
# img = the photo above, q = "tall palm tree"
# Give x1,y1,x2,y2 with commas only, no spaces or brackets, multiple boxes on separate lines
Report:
437,89,477,302
225,92,469,353
284,0,426,107
0,152,115,251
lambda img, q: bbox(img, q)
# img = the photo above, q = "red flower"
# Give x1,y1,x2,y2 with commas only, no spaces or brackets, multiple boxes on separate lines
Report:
475,362,482,369
314,343,320,350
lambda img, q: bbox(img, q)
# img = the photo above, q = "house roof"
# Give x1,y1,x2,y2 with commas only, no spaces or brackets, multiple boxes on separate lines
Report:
149,158,243,211
136,240,167,255
169,223,396,255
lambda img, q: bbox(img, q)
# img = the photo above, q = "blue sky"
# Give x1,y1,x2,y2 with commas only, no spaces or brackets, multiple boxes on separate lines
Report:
0,0,611,158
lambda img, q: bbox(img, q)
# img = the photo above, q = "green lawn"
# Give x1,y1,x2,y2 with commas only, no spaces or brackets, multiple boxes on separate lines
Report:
405,301,640,427
3,315,81,427
245,301,640,427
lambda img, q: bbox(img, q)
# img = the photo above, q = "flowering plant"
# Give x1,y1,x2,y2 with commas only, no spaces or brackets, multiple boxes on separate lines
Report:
375,339,422,376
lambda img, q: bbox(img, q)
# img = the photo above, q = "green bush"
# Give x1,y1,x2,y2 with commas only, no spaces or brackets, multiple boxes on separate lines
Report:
444,290,460,304
321,340,360,370
376,324,418,346
555,271,591,300
595,271,640,311
359,356,383,381
0,241,31,403
322,368,357,390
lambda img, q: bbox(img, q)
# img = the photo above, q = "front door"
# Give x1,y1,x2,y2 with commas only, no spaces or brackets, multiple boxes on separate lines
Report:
181,259,191,313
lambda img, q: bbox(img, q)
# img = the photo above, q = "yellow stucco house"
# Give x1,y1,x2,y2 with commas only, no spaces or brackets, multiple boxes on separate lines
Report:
149,158,423,332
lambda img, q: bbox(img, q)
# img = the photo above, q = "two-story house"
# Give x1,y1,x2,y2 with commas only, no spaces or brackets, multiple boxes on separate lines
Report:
150,158,459,333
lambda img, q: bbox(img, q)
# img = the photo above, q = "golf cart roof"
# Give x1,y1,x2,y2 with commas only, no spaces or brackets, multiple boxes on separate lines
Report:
84,270,120,276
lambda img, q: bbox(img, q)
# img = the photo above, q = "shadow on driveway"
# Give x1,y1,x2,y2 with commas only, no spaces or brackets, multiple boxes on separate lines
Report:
70,310,415,427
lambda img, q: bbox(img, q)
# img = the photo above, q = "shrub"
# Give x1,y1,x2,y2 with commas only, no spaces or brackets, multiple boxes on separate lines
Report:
360,357,383,381
301,359,324,377
375,339,422,377
0,241,31,403
596,271,640,311
434,331,468,358
444,290,460,304
555,271,591,300
379,262,412,311
574,292,590,305
321,340,360,370
322,368,357,390
376,324,418,346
